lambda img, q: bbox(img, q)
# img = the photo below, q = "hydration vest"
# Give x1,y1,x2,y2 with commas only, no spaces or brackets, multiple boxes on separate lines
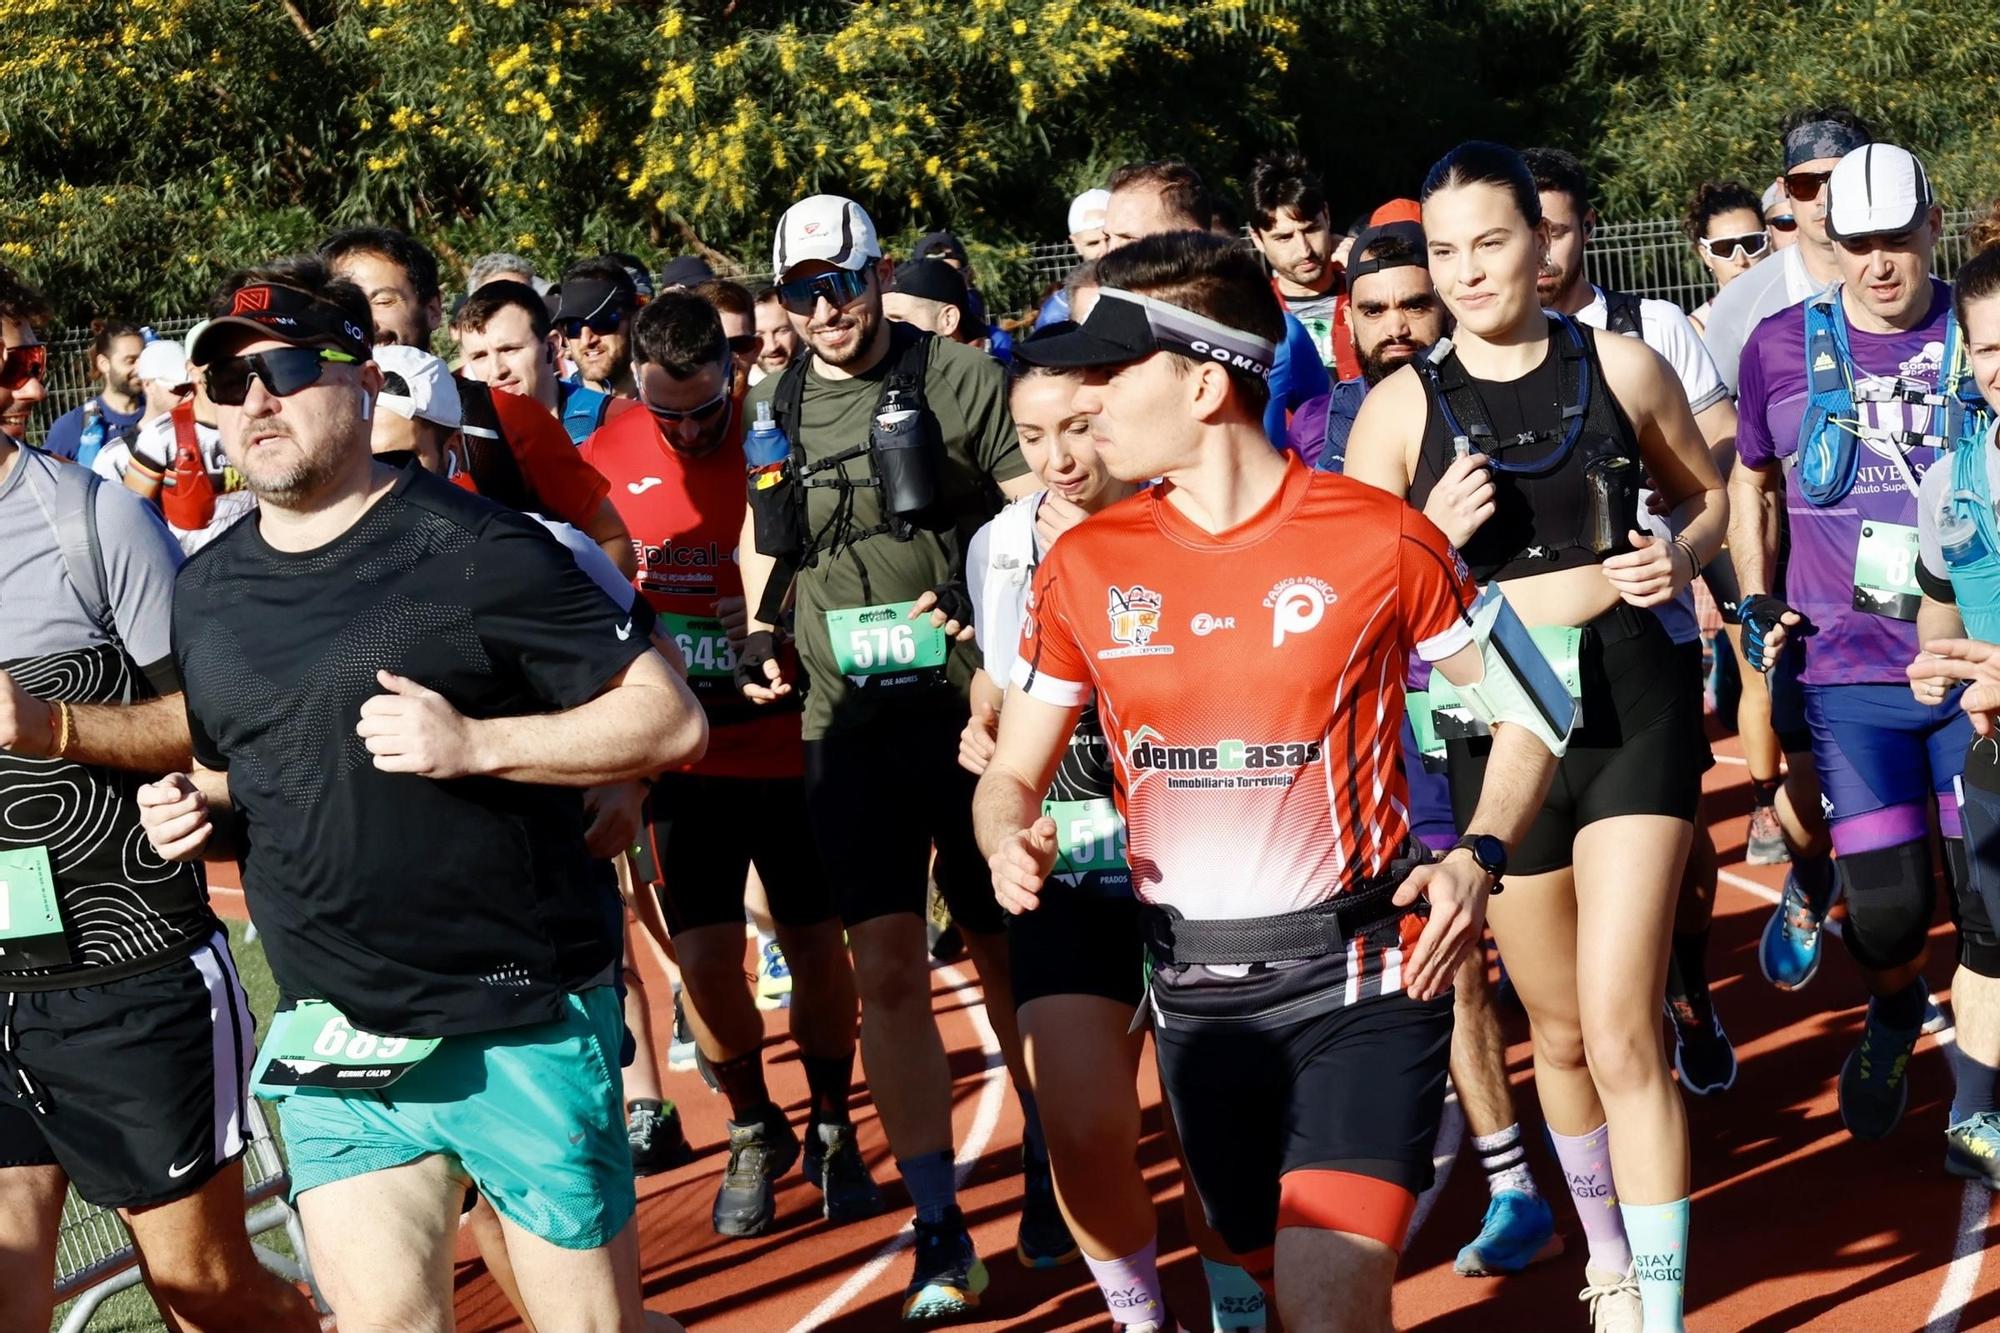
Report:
1942,418,2000,642
558,381,612,446
1794,287,1987,507
1602,288,1644,338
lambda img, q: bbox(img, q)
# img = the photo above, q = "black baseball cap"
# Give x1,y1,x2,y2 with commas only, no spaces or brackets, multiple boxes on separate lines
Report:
888,258,970,313
912,231,970,267
189,283,373,366
555,274,638,323
1013,287,1276,378
658,255,716,290
1345,221,1428,284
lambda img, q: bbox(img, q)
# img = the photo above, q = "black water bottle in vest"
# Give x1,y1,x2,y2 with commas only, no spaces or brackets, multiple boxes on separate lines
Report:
1582,455,1639,557
870,387,940,524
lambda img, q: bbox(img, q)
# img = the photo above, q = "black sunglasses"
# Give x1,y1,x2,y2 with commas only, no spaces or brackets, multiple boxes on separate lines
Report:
1766,214,1798,232
644,364,735,425
776,268,870,316
1699,232,1770,260
0,343,47,391
558,310,628,339
726,333,760,356
1783,170,1833,202
205,347,361,407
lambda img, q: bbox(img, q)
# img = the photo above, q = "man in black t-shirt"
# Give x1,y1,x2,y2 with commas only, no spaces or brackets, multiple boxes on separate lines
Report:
138,256,707,1331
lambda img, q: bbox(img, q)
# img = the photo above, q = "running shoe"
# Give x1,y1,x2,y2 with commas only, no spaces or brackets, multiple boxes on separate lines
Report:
1758,870,1826,992
628,1098,695,1176
1947,1110,2000,1188
1578,1265,1644,1333
1015,1150,1079,1268
1453,1190,1563,1276
1745,804,1791,866
902,1206,989,1321
712,1108,803,1237
667,988,698,1072
1924,982,1951,1035
802,1120,886,1223
1667,999,1738,1096
927,883,966,964
755,938,794,1011
1125,1321,1191,1333
1838,1004,1921,1140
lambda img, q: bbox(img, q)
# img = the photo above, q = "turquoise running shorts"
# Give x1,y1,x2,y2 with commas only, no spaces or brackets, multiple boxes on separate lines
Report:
269,985,634,1250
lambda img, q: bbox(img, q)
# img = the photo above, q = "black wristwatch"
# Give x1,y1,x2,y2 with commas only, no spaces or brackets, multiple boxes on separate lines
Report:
1450,833,1507,892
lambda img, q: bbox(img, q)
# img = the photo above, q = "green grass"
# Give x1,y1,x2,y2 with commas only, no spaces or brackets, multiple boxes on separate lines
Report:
49,918,286,1333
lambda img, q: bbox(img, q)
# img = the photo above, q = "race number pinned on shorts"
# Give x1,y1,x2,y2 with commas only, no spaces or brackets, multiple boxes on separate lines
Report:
825,601,948,689
251,1001,441,1096
660,613,738,680
1853,520,1922,621
1044,797,1133,897
1428,625,1584,741
0,846,70,971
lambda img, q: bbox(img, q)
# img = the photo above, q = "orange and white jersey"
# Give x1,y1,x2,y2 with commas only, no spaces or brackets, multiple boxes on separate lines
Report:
1014,457,1476,921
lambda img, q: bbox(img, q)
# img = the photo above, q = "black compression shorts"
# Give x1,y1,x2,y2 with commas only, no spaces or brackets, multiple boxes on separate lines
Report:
0,930,255,1209
1149,931,1451,1260
1445,604,1701,875
636,773,836,934
804,709,1004,935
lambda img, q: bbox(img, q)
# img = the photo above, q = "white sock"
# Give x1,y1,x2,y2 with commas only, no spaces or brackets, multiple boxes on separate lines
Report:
1474,1124,1538,1200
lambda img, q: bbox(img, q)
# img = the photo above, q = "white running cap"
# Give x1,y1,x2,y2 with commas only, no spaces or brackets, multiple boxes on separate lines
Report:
772,195,881,280
1826,143,1934,243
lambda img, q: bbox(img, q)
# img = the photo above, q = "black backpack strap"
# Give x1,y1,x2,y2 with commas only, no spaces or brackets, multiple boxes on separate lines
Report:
1602,288,1644,338
1418,340,1496,449
454,377,536,512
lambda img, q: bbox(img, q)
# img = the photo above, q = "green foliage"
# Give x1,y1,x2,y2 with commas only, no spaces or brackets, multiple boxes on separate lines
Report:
3,0,1999,326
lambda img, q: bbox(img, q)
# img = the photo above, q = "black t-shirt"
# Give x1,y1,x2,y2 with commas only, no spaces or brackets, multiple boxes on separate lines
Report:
172,465,649,1037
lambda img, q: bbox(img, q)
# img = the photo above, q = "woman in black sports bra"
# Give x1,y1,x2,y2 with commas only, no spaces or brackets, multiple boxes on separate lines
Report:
1347,142,1726,1329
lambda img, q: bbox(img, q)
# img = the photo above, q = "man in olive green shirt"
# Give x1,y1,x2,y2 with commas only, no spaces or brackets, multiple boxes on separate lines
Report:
738,196,1044,1320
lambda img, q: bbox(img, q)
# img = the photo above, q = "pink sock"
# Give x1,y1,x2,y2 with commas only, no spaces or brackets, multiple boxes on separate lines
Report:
1083,1237,1165,1326
1548,1124,1633,1274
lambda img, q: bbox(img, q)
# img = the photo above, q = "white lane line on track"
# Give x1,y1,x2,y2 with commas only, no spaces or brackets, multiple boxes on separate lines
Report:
1722,870,1992,1326
786,963,1007,1333
1406,1090,1463,1250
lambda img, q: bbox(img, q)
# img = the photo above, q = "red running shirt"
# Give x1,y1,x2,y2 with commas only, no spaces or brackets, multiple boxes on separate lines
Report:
582,401,803,780
1014,458,1476,920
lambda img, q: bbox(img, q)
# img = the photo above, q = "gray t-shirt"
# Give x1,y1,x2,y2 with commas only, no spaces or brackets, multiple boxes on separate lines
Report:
0,445,216,986
1701,246,1831,396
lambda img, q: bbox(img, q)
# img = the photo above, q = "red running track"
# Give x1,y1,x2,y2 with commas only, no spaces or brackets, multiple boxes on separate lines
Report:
218,728,2000,1330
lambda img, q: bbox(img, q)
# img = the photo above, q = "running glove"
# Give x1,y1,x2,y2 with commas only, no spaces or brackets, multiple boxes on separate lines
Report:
1738,594,1815,672
734,629,781,695
927,580,975,633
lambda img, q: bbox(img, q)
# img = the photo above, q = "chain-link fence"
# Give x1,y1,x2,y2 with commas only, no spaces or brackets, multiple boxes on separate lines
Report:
24,209,1988,445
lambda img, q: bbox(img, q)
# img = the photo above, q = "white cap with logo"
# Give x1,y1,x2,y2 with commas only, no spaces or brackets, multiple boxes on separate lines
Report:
1826,143,1934,243
136,339,191,389
374,344,462,429
1068,188,1111,236
771,195,881,280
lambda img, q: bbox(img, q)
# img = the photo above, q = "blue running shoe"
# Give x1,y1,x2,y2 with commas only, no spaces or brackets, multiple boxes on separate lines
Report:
1454,1190,1564,1276
902,1206,989,1321
1947,1111,2000,1188
1839,1004,1920,1141
756,938,793,1011
1759,871,1825,992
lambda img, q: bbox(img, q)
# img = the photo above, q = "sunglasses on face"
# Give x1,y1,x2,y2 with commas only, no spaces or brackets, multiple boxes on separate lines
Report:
0,343,47,391
726,334,760,357
1699,231,1770,260
204,347,361,407
1767,214,1798,232
776,267,870,316
644,364,734,425
1783,170,1833,202
558,310,628,340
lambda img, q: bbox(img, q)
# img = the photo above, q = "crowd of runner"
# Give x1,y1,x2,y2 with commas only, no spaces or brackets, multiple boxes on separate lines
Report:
5,102,2000,1333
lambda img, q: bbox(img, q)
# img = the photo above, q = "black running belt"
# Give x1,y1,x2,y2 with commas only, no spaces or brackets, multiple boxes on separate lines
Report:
1143,878,1411,966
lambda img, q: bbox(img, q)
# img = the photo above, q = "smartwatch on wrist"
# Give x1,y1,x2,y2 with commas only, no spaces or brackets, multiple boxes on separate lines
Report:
1449,832,1508,892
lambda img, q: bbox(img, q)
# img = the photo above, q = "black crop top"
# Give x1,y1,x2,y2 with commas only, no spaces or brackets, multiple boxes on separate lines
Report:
1409,316,1644,584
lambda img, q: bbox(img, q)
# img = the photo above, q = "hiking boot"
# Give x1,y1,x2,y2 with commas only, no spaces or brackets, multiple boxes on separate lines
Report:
1015,1152,1079,1268
802,1120,885,1223
628,1098,694,1176
1839,1005,1920,1141
902,1206,988,1321
1667,997,1738,1096
1759,870,1827,992
1745,804,1791,865
712,1108,801,1237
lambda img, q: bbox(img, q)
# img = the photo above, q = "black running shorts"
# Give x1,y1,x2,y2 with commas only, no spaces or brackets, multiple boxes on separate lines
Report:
0,930,256,1209
1150,939,1452,1260
1009,885,1146,1010
636,773,836,934
1445,604,1701,875
803,709,1004,935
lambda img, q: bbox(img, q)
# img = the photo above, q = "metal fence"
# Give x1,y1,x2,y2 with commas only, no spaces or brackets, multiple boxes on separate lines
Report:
24,209,1988,443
